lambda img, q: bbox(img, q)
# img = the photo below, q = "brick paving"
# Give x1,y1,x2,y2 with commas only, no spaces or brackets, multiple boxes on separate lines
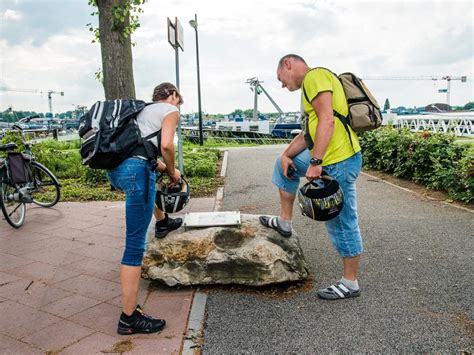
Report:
0,197,215,354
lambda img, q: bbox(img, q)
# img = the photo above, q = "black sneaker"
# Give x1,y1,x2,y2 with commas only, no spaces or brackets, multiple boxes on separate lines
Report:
155,214,183,239
117,305,166,335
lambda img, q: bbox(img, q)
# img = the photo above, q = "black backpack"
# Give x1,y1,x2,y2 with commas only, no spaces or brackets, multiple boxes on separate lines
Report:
79,99,160,170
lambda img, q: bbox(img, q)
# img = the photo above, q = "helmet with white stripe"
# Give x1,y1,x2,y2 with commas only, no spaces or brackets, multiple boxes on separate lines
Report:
155,176,190,213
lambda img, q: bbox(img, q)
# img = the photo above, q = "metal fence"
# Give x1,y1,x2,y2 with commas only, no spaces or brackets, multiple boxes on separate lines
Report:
396,115,474,137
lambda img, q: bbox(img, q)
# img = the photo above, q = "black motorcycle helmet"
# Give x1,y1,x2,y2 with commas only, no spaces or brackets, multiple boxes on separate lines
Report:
155,175,190,213
297,172,344,221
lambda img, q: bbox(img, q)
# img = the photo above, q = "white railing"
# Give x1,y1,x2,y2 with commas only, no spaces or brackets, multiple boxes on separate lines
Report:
395,113,474,137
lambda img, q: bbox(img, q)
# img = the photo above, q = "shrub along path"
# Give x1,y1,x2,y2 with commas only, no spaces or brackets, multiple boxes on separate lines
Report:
0,134,224,201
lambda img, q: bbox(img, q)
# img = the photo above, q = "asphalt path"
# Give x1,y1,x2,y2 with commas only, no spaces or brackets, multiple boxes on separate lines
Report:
202,145,473,353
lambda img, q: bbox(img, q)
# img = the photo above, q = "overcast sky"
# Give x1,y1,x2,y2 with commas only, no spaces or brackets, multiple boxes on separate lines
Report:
1,0,473,115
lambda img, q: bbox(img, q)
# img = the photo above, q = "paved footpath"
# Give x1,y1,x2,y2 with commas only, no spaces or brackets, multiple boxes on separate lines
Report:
0,197,215,354
202,145,473,353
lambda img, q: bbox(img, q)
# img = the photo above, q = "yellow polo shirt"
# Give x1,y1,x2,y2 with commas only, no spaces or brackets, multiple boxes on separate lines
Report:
302,68,361,166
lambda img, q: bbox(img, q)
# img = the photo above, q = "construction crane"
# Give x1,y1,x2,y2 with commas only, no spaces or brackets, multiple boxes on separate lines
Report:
246,77,284,121
362,75,467,107
0,87,64,114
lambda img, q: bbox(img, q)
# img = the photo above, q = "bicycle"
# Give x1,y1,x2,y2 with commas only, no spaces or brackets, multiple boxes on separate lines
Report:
0,127,61,228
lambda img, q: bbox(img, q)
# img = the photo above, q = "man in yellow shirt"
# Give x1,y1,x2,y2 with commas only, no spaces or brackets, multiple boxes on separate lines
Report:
260,54,363,300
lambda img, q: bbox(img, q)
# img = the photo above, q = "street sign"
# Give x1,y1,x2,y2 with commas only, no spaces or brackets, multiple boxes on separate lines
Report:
438,89,448,93
175,18,184,51
167,16,184,172
167,17,176,48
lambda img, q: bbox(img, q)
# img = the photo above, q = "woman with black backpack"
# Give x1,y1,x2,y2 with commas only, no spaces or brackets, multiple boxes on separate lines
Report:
107,82,183,335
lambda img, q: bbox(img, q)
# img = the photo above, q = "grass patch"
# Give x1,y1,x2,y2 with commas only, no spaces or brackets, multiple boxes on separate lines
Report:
188,176,224,197
59,176,222,202
60,179,124,202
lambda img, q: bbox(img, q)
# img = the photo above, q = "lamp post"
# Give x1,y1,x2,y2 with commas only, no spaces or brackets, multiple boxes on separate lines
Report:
189,14,203,145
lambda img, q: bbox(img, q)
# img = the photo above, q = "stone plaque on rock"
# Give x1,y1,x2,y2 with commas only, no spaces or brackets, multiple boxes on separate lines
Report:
142,214,309,287
183,211,241,229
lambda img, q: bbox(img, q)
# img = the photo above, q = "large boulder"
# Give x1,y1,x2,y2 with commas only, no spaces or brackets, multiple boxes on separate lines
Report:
142,214,309,286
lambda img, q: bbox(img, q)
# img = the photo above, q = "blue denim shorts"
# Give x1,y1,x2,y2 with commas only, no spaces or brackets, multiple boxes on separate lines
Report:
107,158,156,266
272,150,363,257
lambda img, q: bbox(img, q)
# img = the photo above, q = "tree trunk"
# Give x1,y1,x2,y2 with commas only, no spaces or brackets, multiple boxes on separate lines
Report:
97,0,136,100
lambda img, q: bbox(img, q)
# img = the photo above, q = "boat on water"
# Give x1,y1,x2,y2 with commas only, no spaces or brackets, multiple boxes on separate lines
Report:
182,116,301,142
182,76,302,142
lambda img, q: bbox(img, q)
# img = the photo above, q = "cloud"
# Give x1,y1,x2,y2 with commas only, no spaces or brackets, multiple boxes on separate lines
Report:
2,9,23,21
0,0,93,46
0,28,103,113
408,26,473,66
0,0,473,114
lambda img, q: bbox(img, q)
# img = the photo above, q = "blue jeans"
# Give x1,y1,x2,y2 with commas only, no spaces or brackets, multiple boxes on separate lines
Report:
272,150,363,257
107,158,156,266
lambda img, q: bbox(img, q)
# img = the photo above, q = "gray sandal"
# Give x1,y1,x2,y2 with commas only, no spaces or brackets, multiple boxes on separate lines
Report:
317,281,361,300
259,216,292,238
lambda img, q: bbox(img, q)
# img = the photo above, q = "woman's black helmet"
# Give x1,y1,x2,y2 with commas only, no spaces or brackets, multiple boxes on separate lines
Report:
297,172,344,221
155,176,190,213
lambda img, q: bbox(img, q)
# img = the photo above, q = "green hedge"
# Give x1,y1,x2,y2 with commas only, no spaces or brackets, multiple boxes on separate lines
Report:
0,136,221,181
0,135,223,200
359,127,473,203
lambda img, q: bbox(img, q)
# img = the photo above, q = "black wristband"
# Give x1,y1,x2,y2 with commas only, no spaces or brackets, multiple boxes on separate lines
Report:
310,157,323,166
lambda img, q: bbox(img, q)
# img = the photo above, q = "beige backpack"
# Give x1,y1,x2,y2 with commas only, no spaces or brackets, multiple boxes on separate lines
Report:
302,68,382,148
337,71,383,132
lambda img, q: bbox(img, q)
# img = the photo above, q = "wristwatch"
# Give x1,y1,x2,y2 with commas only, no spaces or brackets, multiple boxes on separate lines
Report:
309,157,323,166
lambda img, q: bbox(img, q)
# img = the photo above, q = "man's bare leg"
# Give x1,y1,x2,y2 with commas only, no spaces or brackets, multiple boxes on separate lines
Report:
279,189,296,220
342,255,360,281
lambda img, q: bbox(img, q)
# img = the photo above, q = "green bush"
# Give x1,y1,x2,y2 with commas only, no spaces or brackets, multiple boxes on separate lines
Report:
29,139,221,199
32,142,84,179
183,147,220,177
33,139,81,150
359,127,473,203
81,168,108,186
433,144,473,202
1,135,223,200
0,131,26,156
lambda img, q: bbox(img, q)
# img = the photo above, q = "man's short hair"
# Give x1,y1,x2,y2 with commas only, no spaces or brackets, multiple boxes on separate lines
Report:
278,54,307,69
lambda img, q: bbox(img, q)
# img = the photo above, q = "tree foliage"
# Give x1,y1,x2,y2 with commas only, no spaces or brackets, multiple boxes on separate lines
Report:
87,0,146,43
463,102,474,110
229,109,243,117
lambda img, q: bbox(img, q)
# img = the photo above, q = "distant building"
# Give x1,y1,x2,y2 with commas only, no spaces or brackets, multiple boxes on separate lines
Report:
424,103,451,112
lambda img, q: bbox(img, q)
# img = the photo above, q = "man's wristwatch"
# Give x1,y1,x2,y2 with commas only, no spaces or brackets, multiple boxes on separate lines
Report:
309,157,323,166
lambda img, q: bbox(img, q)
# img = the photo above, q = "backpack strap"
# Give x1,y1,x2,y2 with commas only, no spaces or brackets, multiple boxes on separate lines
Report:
136,102,166,168
145,131,160,140
301,68,355,150
138,130,161,168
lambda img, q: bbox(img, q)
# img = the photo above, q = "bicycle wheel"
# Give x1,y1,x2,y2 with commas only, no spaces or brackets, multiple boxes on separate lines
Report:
0,168,26,228
30,161,60,207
